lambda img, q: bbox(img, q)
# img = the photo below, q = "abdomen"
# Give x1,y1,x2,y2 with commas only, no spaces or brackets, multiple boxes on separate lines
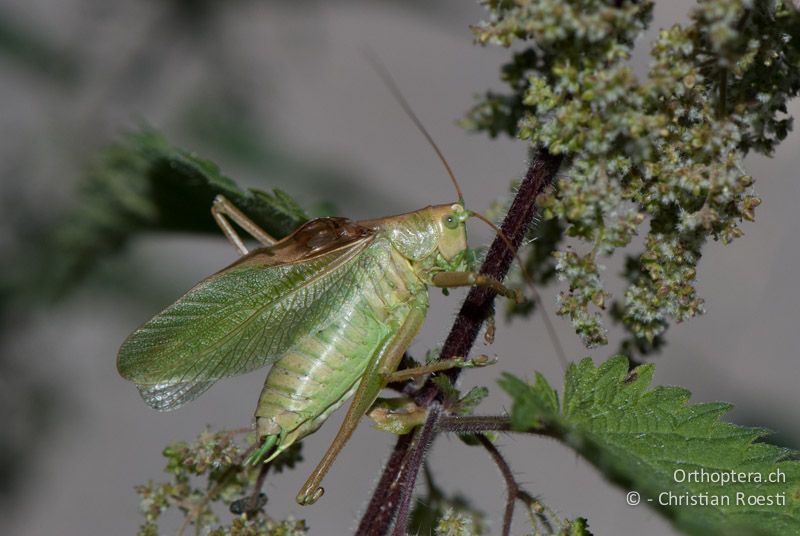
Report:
254,240,425,453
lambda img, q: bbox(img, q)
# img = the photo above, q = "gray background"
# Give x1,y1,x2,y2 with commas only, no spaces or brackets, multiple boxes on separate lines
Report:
1,1,798,535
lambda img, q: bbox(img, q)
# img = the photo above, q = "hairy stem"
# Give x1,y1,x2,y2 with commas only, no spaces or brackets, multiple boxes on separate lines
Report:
358,148,562,535
389,405,441,536
438,414,512,433
438,414,560,439
477,435,517,536
356,433,414,536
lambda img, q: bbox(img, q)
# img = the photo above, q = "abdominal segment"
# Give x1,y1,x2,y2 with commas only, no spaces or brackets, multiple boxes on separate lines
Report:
253,238,424,461
254,298,390,460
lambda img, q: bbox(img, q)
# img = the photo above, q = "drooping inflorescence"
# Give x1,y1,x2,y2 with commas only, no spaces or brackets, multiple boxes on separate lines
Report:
465,0,800,353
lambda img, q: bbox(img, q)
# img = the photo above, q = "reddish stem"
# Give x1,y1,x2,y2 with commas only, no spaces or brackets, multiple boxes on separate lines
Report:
356,149,562,535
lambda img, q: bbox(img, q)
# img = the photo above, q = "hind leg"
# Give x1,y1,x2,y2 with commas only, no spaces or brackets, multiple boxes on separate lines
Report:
211,195,277,255
295,306,426,505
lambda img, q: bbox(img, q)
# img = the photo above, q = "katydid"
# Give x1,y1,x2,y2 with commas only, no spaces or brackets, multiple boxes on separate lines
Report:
117,192,519,505
117,63,524,506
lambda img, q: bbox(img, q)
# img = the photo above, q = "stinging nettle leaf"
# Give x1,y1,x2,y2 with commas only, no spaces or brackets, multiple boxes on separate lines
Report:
497,370,559,430
454,386,489,417
500,356,800,536
50,128,310,295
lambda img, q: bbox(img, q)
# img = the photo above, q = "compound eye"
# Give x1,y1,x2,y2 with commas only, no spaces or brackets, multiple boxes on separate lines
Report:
442,214,459,230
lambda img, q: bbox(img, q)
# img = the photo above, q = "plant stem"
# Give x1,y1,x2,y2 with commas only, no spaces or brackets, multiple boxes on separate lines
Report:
437,414,561,439
438,414,512,433
389,405,441,536
356,433,414,536
357,148,562,535
476,435,517,536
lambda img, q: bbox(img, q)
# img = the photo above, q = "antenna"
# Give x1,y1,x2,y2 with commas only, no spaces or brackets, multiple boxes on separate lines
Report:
364,48,567,370
362,47,465,204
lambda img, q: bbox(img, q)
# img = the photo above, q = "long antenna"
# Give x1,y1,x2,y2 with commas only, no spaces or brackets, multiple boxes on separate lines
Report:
470,210,569,371
362,48,465,204
364,48,567,370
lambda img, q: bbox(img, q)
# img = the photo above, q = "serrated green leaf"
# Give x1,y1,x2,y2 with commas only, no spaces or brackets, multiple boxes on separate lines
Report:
49,129,310,295
498,371,559,430
252,189,308,226
454,386,489,417
501,356,800,536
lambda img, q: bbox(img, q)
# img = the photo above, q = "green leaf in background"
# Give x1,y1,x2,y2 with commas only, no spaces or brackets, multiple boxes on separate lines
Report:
49,129,309,296
500,357,800,536
0,9,80,85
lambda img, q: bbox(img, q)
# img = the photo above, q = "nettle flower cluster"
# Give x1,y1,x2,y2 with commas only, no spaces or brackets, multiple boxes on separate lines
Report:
135,430,305,536
465,0,800,352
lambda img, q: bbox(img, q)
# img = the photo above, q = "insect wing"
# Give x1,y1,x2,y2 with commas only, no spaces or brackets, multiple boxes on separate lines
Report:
117,231,374,411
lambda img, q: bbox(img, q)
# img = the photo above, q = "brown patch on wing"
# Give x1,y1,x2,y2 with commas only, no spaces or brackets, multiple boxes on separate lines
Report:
226,217,375,270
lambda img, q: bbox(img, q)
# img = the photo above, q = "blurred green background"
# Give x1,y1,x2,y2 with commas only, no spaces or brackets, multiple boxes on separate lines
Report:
1,1,798,534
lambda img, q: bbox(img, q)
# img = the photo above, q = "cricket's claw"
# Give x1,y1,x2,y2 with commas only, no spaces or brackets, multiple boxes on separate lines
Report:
296,486,324,505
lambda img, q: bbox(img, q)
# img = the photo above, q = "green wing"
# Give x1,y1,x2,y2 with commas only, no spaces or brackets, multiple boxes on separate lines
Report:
117,235,373,411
